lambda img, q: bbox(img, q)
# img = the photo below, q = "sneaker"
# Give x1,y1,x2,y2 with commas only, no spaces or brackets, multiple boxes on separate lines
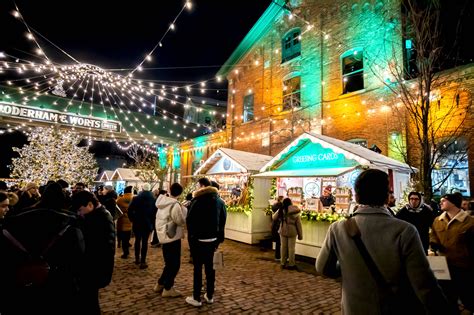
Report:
120,254,128,259
153,283,164,293
185,296,202,307
162,287,182,298
139,263,148,269
134,259,140,265
286,265,298,271
203,293,214,304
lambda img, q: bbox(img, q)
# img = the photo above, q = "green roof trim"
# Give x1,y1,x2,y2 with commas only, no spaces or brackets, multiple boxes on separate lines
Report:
216,0,286,78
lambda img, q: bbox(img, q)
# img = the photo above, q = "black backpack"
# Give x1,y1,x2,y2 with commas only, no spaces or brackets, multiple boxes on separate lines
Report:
2,225,70,288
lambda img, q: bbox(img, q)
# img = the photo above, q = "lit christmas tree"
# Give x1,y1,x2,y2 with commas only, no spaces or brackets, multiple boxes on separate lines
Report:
11,127,98,185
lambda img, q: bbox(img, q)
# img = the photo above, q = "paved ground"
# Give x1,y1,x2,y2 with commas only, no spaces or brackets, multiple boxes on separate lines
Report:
100,239,342,314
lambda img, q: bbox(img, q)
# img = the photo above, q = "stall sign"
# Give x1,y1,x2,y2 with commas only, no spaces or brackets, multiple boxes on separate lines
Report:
0,102,121,132
276,142,358,170
207,157,244,174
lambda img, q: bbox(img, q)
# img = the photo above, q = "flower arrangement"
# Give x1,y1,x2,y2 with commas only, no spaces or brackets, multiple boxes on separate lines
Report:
300,210,348,223
265,178,277,216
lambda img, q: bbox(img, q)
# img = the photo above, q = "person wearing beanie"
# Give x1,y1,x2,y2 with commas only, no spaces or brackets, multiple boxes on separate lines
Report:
396,191,436,253
430,192,474,313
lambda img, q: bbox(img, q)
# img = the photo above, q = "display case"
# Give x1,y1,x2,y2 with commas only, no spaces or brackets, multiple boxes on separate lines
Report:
335,186,353,211
287,187,303,207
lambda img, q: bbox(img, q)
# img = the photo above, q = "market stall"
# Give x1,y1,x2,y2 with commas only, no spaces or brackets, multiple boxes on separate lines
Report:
255,132,413,258
194,148,273,244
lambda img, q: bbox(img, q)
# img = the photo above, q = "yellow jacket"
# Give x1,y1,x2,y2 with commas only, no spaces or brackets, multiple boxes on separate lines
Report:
430,210,474,269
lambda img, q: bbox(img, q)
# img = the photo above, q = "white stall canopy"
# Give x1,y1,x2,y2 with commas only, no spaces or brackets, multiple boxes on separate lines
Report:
110,168,142,182
194,148,273,175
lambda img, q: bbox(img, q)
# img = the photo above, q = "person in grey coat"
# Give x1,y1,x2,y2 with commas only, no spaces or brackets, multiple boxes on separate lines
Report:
316,169,451,315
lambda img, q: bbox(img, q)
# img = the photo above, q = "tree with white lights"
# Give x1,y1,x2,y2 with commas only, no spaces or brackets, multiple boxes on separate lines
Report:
11,127,98,185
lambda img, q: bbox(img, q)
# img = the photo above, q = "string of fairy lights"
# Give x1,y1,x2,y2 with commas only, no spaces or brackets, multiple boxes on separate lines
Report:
0,1,235,154
1,0,466,160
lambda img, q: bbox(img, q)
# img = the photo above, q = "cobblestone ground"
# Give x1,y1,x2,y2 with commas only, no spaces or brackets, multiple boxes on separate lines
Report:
100,239,342,314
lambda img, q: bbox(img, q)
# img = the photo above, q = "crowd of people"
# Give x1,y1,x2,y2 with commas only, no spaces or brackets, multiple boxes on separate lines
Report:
1,172,473,314
0,176,227,313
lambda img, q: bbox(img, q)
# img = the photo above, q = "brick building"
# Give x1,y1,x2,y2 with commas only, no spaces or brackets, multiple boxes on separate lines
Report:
178,0,473,196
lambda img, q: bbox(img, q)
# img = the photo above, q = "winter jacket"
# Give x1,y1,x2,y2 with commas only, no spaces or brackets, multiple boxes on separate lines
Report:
79,205,115,289
430,210,474,270
272,205,303,239
155,194,187,244
316,206,450,315
0,208,85,314
100,190,118,219
116,193,133,232
187,186,226,241
396,203,435,253
128,191,156,233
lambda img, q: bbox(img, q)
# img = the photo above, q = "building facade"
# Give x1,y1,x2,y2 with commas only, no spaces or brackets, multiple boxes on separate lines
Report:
178,0,473,196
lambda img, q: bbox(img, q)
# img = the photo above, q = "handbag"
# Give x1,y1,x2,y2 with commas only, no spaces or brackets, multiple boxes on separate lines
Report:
213,251,224,270
166,222,177,238
344,217,400,314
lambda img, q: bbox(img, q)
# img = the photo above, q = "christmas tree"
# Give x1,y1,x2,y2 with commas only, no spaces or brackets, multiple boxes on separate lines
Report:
11,127,98,185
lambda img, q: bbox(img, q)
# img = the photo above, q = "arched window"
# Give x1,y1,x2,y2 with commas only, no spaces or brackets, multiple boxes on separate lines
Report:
341,48,364,94
281,28,301,63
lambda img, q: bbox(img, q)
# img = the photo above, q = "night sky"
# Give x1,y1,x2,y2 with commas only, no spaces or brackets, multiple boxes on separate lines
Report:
0,0,272,177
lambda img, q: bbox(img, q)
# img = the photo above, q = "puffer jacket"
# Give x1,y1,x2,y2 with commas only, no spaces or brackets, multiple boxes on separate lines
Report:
430,210,474,270
116,193,133,232
272,205,303,239
155,194,187,244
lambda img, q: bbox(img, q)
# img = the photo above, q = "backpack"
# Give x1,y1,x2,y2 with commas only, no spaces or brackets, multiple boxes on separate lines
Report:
2,225,70,288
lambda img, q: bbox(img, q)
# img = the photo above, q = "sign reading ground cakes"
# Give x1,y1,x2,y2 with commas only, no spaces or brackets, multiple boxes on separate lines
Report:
275,142,358,170
0,103,121,133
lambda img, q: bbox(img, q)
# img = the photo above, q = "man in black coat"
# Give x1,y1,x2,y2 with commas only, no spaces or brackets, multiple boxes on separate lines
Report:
396,191,436,254
185,177,226,307
71,191,115,315
128,183,156,269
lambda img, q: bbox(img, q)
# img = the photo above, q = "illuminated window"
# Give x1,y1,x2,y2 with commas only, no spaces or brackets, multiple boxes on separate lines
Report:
432,137,470,196
243,94,254,122
341,49,364,94
404,39,417,78
281,28,301,63
282,76,301,111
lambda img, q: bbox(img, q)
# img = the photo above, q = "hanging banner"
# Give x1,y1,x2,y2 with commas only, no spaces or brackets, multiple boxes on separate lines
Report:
0,102,121,133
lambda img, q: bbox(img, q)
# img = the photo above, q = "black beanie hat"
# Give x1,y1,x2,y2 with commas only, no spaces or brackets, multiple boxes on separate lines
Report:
443,193,462,208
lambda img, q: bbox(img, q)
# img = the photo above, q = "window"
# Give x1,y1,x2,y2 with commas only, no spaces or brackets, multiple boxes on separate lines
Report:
432,138,470,196
282,76,301,111
281,28,301,63
404,39,417,78
341,49,364,94
243,94,254,122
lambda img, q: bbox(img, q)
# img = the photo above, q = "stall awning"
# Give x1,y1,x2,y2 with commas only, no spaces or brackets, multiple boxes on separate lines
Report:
194,148,273,176
253,167,357,178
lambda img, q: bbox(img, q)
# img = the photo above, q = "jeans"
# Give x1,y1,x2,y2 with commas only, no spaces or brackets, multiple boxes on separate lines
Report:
134,230,150,263
280,235,296,266
117,231,131,257
158,240,182,290
190,240,217,300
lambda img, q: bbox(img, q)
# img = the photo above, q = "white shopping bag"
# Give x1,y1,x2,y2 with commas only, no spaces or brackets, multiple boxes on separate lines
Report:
427,256,451,280
213,251,224,271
